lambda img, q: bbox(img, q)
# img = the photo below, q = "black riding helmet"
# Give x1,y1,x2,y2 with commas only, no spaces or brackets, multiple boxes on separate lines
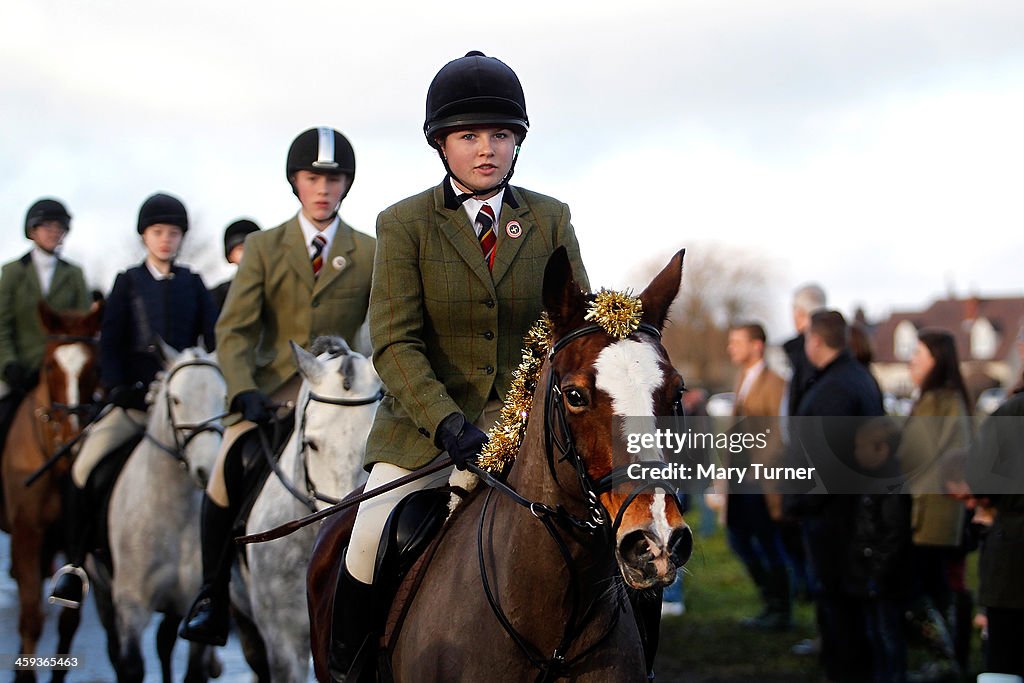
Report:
424,51,529,199
137,193,189,234
286,127,356,201
24,198,72,239
223,219,260,261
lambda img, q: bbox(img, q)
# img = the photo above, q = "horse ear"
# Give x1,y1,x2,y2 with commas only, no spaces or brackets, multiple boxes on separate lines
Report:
291,340,326,385
638,249,685,331
542,246,588,332
155,337,180,365
83,299,104,334
37,300,64,334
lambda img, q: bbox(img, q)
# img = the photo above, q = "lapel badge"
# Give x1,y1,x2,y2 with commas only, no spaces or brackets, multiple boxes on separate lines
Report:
505,220,523,239
332,255,347,271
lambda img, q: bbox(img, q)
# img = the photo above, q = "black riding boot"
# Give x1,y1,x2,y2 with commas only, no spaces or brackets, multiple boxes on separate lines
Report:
49,482,91,609
180,495,235,645
329,566,379,683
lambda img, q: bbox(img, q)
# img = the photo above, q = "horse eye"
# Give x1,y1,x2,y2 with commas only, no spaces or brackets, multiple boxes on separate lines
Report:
171,396,182,406
304,440,319,453
565,388,588,408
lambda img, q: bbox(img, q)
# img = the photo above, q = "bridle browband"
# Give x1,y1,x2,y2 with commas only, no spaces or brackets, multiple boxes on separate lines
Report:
144,358,228,483
472,320,687,682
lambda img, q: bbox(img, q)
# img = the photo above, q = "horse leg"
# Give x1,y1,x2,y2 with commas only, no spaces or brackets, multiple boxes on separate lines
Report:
183,639,215,683
11,523,44,683
48,606,82,683
114,604,148,683
157,614,181,683
231,606,270,683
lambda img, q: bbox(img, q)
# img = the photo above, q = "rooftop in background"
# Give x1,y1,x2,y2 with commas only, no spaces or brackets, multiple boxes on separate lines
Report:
872,295,1024,364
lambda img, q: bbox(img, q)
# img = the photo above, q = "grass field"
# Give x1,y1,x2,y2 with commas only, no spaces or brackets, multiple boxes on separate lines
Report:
653,508,984,683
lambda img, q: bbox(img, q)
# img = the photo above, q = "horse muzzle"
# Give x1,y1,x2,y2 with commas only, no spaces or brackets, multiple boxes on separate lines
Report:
616,525,693,590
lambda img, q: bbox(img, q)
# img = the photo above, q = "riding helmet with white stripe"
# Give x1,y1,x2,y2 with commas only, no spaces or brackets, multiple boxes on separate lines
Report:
286,127,356,199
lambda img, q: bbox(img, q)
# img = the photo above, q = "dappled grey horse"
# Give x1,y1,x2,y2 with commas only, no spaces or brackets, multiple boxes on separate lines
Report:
234,337,379,682
100,345,226,683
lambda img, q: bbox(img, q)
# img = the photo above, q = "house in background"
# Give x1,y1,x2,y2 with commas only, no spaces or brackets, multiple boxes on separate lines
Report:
870,295,1024,399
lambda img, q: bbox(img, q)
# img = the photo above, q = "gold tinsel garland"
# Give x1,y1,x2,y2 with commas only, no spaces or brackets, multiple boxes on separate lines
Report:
474,289,645,475
584,288,643,339
475,315,553,474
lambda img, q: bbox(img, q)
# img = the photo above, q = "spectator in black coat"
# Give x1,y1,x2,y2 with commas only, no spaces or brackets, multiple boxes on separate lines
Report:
793,310,884,683
847,417,912,683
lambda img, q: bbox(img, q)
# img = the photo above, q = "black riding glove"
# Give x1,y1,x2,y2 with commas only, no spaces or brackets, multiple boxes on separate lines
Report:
232,390,273,424
108,384,144,410
435,412,487,471
3,361,29,392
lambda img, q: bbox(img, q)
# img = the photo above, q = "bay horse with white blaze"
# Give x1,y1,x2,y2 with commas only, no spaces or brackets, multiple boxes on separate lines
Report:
308,248,692,682
0,302,102,682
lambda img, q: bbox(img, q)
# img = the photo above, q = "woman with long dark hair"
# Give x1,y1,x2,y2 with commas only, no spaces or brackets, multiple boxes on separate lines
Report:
898,328,972,680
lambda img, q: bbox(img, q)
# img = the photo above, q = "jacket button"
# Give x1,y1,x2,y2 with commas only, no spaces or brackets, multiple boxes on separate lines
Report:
485,366,494,375
483,331,494,340
484,298,495,308
311,300,320,308
418,427,430,438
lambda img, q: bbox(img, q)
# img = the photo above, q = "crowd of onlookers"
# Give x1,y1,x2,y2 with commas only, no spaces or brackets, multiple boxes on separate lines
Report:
690,284,1024,683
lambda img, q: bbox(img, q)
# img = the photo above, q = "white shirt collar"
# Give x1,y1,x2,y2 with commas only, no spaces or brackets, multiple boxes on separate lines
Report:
30,246,58,295
736,359,766,403
297,212,340,256
145,259,175,281
452,179,504,236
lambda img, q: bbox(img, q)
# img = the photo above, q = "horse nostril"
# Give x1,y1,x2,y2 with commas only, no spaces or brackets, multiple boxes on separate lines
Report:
618,530,654,566
669,526,693,566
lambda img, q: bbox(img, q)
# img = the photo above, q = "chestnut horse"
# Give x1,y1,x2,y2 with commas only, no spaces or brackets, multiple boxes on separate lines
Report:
1,302,102,682
308,248,692,682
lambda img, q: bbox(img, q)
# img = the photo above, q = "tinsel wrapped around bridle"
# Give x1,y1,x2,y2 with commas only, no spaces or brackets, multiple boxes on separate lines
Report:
474,288,644,475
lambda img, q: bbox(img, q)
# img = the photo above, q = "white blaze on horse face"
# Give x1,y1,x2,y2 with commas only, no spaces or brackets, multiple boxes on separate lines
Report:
595,339,675,546
594,340,664,418
53,343,88,430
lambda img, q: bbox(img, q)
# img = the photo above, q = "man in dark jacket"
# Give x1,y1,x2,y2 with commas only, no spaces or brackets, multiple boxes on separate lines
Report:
793,310,884,682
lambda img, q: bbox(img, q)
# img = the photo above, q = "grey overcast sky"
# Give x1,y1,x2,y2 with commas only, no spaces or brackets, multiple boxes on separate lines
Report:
2,0,1022,337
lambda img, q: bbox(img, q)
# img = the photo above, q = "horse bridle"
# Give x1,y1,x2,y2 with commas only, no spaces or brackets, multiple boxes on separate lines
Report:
544,322,688,540
144,358,228,478
473,321,687,682
263,381,385,513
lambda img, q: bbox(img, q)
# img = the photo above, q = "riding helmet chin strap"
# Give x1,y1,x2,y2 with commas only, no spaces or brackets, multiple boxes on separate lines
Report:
438,145,523,204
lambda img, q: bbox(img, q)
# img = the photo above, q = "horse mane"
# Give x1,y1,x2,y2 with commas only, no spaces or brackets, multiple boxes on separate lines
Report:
310,336,351,359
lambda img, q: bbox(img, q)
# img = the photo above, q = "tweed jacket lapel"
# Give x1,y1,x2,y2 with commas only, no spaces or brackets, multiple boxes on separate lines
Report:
47,260,73,302
490,187,532,286
313,220,356,295
433,183,495,295
283,217,316,294
19,253,43,300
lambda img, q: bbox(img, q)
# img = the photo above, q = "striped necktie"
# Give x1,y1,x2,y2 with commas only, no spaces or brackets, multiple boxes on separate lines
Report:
311,233,327,277
476,204,496,270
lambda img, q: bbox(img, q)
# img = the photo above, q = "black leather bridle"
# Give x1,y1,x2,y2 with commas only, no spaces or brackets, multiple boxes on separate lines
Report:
471,321,687,682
